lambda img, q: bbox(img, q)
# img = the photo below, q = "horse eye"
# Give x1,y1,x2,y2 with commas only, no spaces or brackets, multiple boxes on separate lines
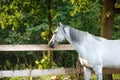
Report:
54,32,57,34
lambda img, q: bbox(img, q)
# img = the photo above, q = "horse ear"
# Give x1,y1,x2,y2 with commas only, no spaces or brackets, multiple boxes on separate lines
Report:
58,22,63,27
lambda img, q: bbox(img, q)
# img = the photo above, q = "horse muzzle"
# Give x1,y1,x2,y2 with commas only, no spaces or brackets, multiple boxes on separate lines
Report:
49,41,55,48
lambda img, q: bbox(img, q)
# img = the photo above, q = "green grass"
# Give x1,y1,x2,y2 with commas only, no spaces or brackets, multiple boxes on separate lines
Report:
1,74,120,80
113,74,120,79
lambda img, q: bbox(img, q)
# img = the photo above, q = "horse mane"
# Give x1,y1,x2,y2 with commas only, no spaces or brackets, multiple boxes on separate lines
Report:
92,35,101,41
69,27,88,43
68,27,101,43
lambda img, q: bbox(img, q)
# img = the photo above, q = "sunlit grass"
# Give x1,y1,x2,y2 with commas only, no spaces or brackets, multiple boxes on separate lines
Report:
2,74,120,80
113,74,120,80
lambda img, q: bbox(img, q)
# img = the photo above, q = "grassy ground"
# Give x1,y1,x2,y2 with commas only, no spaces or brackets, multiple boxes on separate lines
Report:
1,74,120,80
113,74,120,80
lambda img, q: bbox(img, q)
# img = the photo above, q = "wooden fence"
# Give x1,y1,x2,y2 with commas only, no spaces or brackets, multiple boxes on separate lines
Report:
0,44,120,77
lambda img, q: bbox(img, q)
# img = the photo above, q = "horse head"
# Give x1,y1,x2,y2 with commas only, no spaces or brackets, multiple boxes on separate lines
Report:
48,22,65,48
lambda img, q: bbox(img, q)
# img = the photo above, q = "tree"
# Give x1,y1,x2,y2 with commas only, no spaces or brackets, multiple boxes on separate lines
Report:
101,0,120,39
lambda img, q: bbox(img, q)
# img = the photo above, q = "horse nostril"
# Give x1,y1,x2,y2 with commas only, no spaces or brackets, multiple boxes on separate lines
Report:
50,41,53,45
50,45,54,48
49,41,55,48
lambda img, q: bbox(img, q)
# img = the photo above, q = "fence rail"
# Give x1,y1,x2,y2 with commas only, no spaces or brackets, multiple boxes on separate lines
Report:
0,68,81,77
1,68,120,77
0,44,120,77
0,44,74,51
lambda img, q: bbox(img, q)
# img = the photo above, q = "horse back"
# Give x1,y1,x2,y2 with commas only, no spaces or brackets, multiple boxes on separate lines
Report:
101,39,120,68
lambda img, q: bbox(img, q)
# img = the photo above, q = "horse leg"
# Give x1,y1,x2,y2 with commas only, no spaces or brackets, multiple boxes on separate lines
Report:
84,67,91,80
93,66,102,80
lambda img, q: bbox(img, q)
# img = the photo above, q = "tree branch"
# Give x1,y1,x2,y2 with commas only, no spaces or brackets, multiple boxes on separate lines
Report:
115,8,120,14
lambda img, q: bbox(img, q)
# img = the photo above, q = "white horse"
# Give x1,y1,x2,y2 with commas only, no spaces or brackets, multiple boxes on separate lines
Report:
48,22,120,80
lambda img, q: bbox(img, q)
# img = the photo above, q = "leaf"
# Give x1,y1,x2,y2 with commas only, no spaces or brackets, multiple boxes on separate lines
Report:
35,60,39,64
70,0,75,4
1,22,5,29
115,3,120,8
12,26,15,31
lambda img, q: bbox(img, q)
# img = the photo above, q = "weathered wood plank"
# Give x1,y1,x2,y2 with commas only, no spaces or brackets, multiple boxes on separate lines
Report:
103,69,120,74
0,68,81,77
0,44,75,51
1,68,120,77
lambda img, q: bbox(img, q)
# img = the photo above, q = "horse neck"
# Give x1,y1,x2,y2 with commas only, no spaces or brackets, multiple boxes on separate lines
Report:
68,27,88,45
67,27,97,44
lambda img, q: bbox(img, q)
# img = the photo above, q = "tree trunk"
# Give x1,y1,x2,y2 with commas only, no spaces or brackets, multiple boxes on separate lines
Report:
101,0,116,80
47,0,53,64
101,0,115,39
47,0,52,41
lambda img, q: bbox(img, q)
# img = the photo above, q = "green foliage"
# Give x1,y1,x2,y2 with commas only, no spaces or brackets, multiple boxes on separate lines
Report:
69,1,102,36
35,52,57,69
41,31,49,41
115,3,120,8
70,0,91,16
5,25,43,44
113,15,120,39
40,23,54,41
0,0,46,30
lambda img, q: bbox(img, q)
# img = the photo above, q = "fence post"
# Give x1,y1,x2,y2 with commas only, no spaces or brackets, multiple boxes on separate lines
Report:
76,59,84,80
